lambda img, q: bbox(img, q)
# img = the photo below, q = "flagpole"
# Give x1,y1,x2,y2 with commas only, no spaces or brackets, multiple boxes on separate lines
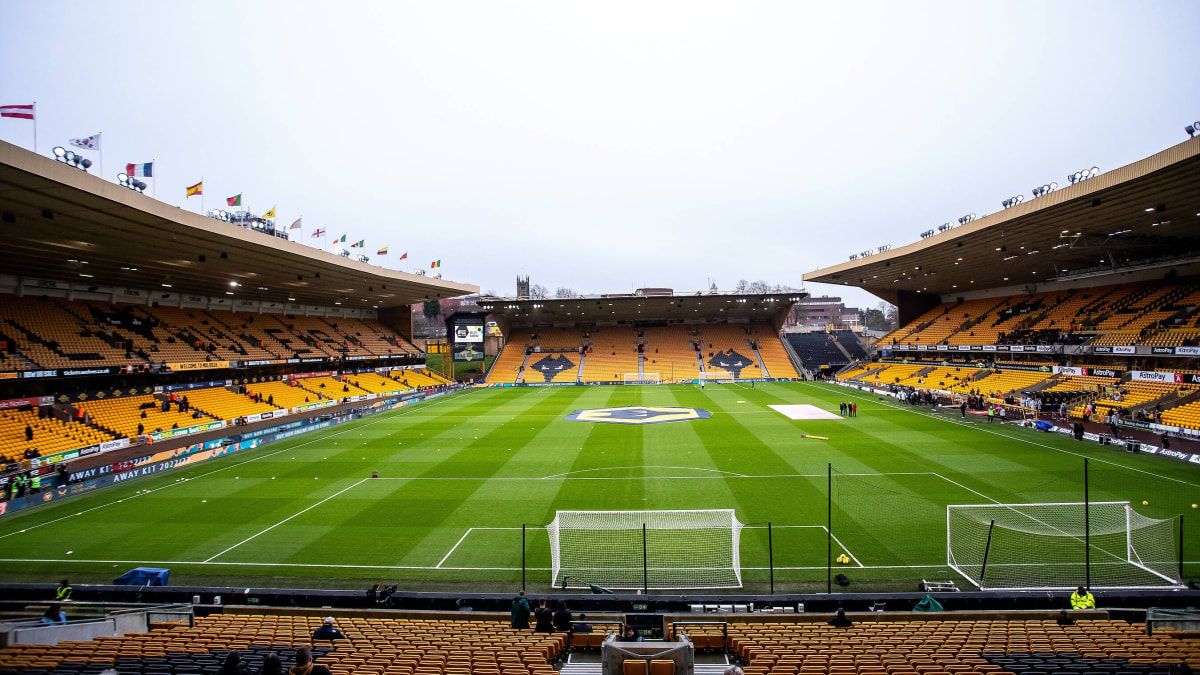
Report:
98,133,104,178
200,177,204,214
31,101,37,154
151,158,156,198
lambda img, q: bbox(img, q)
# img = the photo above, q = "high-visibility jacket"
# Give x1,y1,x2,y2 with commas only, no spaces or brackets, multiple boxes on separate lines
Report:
1070,590,1095,609
55,584,72,601
30,475,40,489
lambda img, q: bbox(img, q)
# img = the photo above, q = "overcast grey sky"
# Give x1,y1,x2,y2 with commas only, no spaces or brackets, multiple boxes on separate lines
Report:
2,1,1198,309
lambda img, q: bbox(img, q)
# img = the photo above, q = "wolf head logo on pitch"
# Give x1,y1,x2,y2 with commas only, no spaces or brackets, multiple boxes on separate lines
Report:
566,406,712,425
529,354,576,382
707,349,754,378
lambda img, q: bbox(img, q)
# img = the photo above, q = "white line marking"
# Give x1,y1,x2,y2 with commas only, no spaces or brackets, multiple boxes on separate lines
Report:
0,392,467,540
437,529,475,568
931,472,1001,504
0,557,1191,571
541,466,749,479
821,382,1200,488
828,530,865,568
370,471,934,481
203,477,370,562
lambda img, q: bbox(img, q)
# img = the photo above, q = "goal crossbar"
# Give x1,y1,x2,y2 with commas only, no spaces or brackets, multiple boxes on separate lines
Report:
947,501,1182,590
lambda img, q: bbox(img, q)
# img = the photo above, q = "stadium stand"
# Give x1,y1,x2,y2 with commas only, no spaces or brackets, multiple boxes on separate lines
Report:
643,326,702,381
698,325,765,379
487,344,528,384
76,395,218,438
581,327,641,382
0,295,425,372
525,351,582,383
948,370,1051,396
1161,399,1200,430
877,278,1200,348
0,615,567,674
0,295,143,371
1043,375,1121,394
0,407,111,463
245,380,320,409
751,325,801,378
784,333,855,370
346,372,415,395
715,617,1199,675
183,386,280,420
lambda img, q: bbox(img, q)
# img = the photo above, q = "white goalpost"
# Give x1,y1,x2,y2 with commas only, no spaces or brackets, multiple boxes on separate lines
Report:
546,509,745,590
700,371,734,383
623,372,660,384
947,501,1182,590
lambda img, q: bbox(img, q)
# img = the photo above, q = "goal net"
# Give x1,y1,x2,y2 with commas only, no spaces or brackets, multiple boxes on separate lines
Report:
700,370,734,382
947,501,1182,590
546,510,745,590
623,372,660,384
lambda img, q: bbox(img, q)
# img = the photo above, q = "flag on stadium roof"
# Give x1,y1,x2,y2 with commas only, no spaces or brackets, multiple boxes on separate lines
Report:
377,247,388,255
312,228,325,238
350,239,364,248
227,193,241,207
431,260,441,268
398,251,407,260
126,162,153,178
262,206,275,219
186,181,203,197
69,133,101,151
289,217,302,230
0,104,34,120
334,234,346,243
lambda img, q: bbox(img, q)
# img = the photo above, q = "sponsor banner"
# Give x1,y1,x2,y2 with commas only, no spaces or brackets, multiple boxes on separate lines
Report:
996,345,1011,351
167,360,230,371
1035,345,1053,353
916,345,928,351
1091,368,1120,378
1054,366,1088,376
1176,346,1200,356
300,357,325,363
1009,345,1024,352
286,371,335,380
148,420,224,441
970,345,983,351
1131,370,1178,383
982,345,997,352
0,396,42,410
60,367,112,377
240,420,305,441
936,345,949,351
346,356,368,361
957,346,971,351
162,380,228,393
1112,345,1135,354
245,359,287,366
1151,346,1175,355
1092,346,1113,354
290,399,337,414
99,438,130,453
241,411,279,424
21,370,58,379
897,345,909,351
79,445,102,456
32,449,82,466
0,372,17,380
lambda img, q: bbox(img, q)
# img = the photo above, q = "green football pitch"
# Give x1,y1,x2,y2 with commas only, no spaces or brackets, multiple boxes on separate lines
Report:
0,382,1196,593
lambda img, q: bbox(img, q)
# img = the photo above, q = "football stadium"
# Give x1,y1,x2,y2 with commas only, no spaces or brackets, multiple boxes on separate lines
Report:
0,4,1199,675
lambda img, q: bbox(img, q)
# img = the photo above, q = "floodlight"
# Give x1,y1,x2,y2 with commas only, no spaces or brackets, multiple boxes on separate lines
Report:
52,146,66,158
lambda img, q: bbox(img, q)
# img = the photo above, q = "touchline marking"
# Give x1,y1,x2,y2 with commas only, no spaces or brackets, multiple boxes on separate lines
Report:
931,472,1001,504
818,382,1200,489
437,529,474,568
0,391,468,541
368,471,938,482
436,526,527,567
203,478,370,562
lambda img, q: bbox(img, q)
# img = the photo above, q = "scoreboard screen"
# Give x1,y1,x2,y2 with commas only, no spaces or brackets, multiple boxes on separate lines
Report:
452,321,485,362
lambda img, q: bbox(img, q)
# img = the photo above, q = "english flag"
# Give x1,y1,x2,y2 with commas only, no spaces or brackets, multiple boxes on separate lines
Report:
312,228,326,238
0,104,34,120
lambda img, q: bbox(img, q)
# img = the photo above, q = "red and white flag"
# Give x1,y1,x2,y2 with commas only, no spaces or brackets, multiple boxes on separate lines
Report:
311,228,325,238
0,104,35,120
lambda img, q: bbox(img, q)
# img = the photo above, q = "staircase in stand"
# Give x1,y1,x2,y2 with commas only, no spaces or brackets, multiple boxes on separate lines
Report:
747,339,770,378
